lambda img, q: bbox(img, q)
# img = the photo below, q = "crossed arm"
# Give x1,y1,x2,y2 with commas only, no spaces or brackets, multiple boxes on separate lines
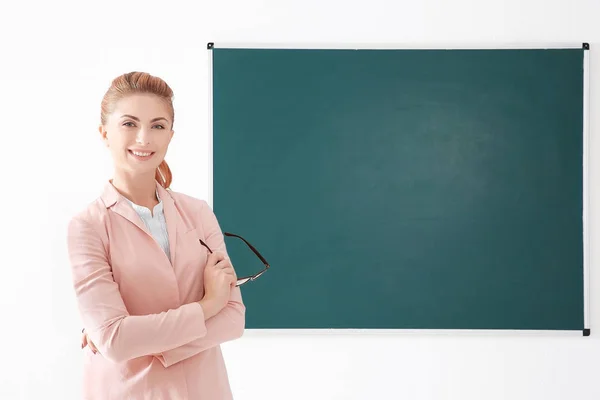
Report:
68,201,245,368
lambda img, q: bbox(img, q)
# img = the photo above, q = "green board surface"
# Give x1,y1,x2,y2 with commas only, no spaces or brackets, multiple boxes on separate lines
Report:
211,46,585,331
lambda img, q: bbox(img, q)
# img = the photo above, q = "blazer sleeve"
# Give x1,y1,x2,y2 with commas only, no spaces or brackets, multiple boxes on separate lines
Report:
67,215,210,364
154,200,246,368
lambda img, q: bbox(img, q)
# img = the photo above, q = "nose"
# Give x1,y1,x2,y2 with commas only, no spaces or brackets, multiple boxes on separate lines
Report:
135,128,151,145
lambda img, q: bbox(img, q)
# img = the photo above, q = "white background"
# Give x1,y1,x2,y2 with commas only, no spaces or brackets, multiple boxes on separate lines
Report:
1,0,599,399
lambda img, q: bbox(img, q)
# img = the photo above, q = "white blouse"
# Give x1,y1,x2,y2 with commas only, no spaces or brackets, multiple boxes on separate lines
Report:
124,189,171,262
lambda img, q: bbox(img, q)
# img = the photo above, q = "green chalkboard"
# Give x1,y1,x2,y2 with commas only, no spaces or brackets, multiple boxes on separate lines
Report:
210,45,588,332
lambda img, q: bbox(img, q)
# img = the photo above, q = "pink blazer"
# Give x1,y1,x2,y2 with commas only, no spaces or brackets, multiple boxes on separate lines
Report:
67,180,245,400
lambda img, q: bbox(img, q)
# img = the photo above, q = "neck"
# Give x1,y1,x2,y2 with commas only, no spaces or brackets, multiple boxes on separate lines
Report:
111,169,159,209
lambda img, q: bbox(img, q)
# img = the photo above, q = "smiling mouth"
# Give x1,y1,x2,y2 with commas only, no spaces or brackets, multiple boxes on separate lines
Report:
128,149,156,158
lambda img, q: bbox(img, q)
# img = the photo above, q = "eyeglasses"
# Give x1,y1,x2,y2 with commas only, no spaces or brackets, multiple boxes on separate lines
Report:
199,232,270,287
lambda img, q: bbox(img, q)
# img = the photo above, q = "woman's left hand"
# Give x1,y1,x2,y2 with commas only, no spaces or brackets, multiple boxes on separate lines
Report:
81,330,98,354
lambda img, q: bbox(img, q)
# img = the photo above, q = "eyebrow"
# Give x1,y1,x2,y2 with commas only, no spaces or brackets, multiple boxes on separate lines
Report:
120,114,169,123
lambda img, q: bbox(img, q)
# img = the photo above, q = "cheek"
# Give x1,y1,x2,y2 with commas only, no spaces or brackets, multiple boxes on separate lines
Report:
106,137,131,159
110,131,134,148
110,140,128,154
155,136,172,152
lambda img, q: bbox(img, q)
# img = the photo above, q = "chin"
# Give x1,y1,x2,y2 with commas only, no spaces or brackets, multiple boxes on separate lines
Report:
121,161,161,175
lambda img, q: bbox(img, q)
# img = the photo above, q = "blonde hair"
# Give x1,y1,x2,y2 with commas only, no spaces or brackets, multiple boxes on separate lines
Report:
100,71,174,189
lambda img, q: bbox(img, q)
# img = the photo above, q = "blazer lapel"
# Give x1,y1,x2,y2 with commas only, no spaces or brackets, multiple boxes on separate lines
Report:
157,183,178,268
100,180,150,236
100,179,179,268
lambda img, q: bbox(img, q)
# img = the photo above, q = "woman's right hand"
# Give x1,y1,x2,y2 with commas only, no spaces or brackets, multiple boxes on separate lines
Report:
200,251,236,319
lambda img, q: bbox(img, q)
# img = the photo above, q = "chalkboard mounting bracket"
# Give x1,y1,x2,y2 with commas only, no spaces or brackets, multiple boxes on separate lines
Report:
583,328,591,336
207,42,214,50
583,43,590,50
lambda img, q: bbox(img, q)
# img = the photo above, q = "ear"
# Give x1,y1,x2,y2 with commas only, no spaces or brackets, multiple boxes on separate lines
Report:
98,124,109,147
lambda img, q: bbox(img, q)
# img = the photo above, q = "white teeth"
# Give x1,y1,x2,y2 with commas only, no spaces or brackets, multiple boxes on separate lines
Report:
131,151,152,157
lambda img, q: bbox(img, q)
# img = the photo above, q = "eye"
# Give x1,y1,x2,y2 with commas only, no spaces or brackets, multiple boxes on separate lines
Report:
123,122,135,127
154,125,165,129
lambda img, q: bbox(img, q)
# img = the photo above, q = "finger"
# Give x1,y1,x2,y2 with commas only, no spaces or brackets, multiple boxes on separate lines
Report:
208,252,223,264
89,339,98,353
224,264,237,281
86,334,98,354
227,267,237,281
220,269,237,285
81,333,87,349
222,268,236,279
214,259,232,270
220,262,237,278
207,252,226,266
213,260,229,270
218,264,237,280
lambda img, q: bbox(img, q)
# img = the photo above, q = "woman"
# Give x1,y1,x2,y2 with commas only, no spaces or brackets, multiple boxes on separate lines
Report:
67,71,245,399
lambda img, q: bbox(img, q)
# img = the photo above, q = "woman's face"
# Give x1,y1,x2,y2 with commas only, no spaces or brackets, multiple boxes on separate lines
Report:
99,94,174,176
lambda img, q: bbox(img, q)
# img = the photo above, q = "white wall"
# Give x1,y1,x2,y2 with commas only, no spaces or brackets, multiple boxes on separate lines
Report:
1,0,600,399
